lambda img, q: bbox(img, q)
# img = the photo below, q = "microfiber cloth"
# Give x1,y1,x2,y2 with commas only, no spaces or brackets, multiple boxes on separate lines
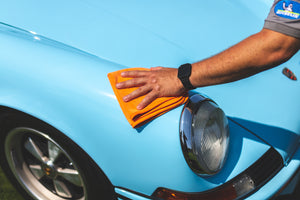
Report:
107,68,189,128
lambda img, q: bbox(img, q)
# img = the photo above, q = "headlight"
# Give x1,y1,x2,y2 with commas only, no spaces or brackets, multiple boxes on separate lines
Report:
180,94,229,175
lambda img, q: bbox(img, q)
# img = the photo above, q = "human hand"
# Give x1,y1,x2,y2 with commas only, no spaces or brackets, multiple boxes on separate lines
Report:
116,67,186,110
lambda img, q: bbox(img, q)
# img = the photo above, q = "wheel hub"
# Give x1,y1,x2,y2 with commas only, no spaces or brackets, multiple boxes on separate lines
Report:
42,161,57,178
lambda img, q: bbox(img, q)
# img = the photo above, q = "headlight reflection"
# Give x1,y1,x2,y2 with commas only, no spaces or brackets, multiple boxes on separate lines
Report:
180,94,230,176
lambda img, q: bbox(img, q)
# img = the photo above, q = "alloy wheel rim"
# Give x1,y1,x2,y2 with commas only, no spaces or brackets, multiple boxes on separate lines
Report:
4,127,86,200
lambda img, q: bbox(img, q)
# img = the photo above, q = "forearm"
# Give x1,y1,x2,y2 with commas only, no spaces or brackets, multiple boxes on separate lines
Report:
117,29,300,109
190,29,300,87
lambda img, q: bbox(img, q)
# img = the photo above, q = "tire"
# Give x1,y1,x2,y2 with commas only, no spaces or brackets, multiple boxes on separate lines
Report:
0,111,116,200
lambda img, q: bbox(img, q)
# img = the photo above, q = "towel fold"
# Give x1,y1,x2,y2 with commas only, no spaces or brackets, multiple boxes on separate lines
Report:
108,68,188,128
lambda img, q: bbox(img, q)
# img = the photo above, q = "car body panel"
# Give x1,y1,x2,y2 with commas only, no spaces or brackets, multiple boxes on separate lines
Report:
0,0,299,199
1,0,299,133
0,24,271,195
0,0,272,67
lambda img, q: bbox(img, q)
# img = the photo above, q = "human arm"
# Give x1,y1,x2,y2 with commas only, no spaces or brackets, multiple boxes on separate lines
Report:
116,28,300,109
189,28,300,87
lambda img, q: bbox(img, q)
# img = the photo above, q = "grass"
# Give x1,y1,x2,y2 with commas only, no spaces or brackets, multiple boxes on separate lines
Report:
0,166,24,200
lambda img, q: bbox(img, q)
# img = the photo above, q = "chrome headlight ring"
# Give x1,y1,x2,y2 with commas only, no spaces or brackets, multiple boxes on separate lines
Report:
180,94,230,176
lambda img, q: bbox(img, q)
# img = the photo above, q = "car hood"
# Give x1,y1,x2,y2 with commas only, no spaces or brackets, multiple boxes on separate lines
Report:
1,0,300,161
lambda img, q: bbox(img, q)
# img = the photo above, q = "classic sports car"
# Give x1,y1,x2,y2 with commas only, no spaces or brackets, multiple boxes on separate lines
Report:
0,0,300,199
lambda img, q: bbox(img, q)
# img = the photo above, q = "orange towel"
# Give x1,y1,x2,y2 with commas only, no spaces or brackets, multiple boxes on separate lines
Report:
108,68,189,128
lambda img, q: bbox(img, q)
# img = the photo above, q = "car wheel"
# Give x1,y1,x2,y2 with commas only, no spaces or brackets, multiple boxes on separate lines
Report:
0,111,116,200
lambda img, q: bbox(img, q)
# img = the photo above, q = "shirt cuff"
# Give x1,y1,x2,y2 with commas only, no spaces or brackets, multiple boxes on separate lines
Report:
264,20,300,39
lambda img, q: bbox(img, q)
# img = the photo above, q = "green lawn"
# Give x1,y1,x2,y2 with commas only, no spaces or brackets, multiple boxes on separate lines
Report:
0,167,24,200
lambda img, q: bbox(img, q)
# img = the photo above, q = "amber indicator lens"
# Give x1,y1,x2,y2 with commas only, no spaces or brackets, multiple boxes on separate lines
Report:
282,67,297,80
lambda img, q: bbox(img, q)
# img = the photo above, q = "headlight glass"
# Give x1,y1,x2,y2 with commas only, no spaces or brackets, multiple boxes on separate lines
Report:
180,94,229,176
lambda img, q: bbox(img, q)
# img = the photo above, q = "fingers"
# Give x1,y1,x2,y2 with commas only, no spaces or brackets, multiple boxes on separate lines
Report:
114,67,169,110
116,77,146,89
120,70,149,78
137,91,159,110
123,85,152,102
116,70,150,89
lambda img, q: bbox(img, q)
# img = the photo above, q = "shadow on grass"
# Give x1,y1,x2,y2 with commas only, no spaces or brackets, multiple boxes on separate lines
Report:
0,166,24,200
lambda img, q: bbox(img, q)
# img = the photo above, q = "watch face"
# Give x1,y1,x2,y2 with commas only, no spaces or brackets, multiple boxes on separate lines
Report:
178,64,195,90
179,64,192,78
179,68,188,78
183,67,189,77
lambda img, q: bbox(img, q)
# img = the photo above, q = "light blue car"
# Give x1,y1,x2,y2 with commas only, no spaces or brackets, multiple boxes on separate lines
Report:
0,0,299,200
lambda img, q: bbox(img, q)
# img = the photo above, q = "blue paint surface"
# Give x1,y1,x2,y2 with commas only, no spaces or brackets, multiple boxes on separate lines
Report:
0,0,299,199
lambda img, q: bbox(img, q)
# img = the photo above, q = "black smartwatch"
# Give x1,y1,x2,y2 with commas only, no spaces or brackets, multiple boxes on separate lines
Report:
178,63,195,90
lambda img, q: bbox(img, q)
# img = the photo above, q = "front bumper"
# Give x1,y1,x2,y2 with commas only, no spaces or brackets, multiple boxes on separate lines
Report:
115,146,300,200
